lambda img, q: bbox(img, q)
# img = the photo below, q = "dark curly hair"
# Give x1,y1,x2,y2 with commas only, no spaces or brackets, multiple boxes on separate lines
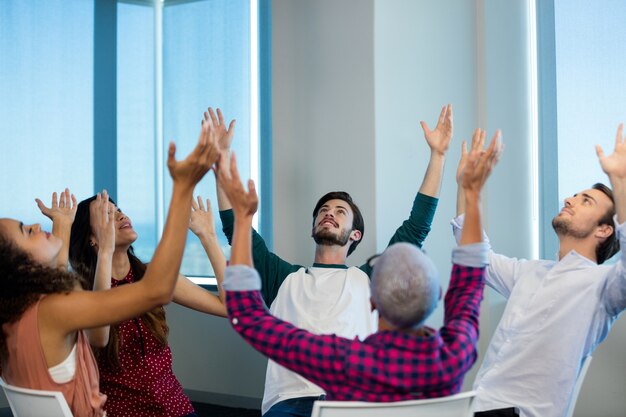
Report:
0,234,86,362
69,196,168,370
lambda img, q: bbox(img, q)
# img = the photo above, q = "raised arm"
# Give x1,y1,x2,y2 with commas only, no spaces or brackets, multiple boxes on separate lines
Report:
35,188,77,270
84,190,115,347
418,103,453,197
439,130,502,380
596,123,626,314
220,153,348,392
205,107,236,212
171,195,227,317
41,118,220,332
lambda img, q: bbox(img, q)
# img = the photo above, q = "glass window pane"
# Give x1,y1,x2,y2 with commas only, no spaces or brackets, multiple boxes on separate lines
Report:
0,0,94,227
117,2,157,262
554,0,626,201
163,0,252,277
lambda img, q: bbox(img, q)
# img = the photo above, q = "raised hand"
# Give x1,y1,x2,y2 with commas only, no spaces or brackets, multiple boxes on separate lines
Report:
167,119,220,189
89,190,116,254
204,107,236,155
457,128,486,186
216,152,258,218
189,196,217,238
420,104,453,156
36,188,77,225
462,129,503,194
596,124,626,179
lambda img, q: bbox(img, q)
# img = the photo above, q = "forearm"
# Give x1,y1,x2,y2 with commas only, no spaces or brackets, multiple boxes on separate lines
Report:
226,284,342,389
609,178,626,223
197,232,227,302
144,184,194,301
456,183,466,216
418,152,446,197
86,249,113,347
52,219,72,270
231,215,254,267
460,191,481,245
216,182,233,211
173,275,227,317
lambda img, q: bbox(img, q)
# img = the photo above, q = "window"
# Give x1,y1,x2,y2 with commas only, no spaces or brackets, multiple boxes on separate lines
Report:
0,0,267,285
537,0,626,259
0,0,94,224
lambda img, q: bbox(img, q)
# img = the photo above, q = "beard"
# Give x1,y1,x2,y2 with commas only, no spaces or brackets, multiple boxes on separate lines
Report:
312,226,352,247
552,216,594,239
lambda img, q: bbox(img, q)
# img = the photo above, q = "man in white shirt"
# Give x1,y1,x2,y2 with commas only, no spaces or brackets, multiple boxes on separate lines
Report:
452,125,626,417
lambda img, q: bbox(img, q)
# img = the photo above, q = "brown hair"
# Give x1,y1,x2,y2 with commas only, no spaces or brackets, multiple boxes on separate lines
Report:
312,191,364,256
69,196,168,369
592,183,619,264
0,235,86,361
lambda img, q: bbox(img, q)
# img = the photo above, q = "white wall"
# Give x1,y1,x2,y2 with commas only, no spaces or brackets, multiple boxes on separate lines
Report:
167,2,625,416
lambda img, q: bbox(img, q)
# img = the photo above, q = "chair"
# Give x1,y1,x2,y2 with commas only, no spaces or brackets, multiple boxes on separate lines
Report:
0,377,73,417
311,390,476,417
564,355,593,417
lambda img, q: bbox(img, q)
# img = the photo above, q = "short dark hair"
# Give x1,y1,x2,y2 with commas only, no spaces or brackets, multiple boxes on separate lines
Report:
312,191,364,256
592,183,619,264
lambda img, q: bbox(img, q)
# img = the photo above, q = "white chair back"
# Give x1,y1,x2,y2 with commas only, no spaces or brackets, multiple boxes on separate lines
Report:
564,355,593,417
0,377,73,417
311,390,476,417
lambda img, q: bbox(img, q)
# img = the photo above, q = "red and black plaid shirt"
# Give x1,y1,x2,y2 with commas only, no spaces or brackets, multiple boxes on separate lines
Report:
226,263,485,402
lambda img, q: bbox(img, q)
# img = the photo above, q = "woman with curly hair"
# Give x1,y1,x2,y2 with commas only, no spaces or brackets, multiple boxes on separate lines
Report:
68,193,226,417
0,120,219,417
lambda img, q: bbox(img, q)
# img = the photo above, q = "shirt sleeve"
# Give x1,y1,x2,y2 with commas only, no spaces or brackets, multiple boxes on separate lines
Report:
438,261,486,381
602,216,626,316
451,214,522,298
225,266,349,391
220,209,301,305
360,192,438,276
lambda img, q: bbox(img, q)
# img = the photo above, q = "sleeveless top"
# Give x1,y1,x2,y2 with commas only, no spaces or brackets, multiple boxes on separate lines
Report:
1,297,106,416
97,269,193,417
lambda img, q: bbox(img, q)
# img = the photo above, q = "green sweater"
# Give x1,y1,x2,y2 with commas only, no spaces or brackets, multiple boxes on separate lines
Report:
219,192,438,305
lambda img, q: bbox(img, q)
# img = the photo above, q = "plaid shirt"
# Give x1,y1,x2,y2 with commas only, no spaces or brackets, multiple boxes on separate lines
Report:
226,262,485,402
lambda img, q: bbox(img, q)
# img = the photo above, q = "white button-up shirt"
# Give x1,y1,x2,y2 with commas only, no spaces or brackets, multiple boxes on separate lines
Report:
452,215,626,417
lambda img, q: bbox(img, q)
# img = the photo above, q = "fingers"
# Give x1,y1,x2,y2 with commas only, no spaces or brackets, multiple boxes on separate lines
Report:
420,121,431,136
247,179,258,201
595,144,605,159
229,152,241,184
461,140,468,156
436,105,446,128
227,119,236,134
616,123,624,146
198,195,207,211
208,107,219,126
217,108,224,126
35,198,48,214
191,196,199,211
167,142,177,168
52,191,58,208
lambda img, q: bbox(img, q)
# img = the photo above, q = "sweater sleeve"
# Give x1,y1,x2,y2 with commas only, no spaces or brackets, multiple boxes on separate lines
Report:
225,266,349,392
220,209,301,305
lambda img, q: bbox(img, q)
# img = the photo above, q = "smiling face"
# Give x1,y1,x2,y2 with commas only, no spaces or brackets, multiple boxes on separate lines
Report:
311,199,361,248
552,188,614,240
0,218,62,267
88,201,138,248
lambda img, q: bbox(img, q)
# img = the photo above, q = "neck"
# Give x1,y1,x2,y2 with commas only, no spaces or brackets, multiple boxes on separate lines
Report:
558,235,598,262
313,244,349,265
377,317,431,336
111,246,132,279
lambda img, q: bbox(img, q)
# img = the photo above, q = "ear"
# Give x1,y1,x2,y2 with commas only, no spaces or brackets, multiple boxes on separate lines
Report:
595,224,613,240
350,229,362,242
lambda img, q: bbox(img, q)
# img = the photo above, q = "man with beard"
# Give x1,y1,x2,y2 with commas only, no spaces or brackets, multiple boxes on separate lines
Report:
451,125,626,417
209,104,453,417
